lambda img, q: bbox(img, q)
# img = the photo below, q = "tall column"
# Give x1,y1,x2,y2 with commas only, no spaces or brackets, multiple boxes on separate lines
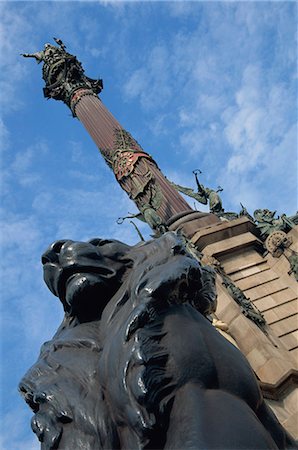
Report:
70,89,191,224
22,40,192,231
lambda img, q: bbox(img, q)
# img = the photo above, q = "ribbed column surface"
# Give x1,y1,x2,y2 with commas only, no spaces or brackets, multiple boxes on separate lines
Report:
74,93,192,223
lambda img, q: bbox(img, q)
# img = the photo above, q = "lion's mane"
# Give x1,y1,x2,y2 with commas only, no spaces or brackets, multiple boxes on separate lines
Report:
98,232,216,449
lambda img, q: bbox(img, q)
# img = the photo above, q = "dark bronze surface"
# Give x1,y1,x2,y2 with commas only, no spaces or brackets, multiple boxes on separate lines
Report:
19,233,296,449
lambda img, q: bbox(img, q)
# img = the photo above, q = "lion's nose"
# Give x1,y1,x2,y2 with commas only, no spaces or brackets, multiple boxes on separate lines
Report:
41,240,73,264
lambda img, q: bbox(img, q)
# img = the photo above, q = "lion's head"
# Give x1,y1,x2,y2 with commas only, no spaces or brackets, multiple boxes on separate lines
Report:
41,237,132,322
41,233,216,324
20,232,217,449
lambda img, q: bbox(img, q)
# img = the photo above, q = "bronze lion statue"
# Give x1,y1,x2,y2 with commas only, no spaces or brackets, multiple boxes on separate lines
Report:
19,232,296,449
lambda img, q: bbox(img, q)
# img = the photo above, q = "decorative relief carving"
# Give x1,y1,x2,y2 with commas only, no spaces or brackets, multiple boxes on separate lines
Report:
265,230,293,258
221,272,267,330
111,129,154,180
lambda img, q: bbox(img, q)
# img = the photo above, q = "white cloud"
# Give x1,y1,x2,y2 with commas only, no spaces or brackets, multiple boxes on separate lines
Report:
3,141,49,189
124,68,147,100
0,214,41,254
0,4,34,114
0,210,63,371
123,43,173,111
223,64,294,174
220,62,297,213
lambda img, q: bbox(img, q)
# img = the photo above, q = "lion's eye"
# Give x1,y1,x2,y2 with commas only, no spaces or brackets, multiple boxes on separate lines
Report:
88,238,103,246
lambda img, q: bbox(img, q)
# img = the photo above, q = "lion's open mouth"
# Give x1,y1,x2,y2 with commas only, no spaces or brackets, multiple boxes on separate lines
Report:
19,383,41,413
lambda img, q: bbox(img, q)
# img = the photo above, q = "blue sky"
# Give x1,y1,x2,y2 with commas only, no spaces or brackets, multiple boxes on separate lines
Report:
1,1,297,448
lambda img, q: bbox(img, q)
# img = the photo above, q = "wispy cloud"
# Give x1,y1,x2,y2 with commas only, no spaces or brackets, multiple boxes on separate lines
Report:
0,3,34,114
122,2,297,214
1,3,297,447
124,44,172,111
221,62,297,212
10,141,48,187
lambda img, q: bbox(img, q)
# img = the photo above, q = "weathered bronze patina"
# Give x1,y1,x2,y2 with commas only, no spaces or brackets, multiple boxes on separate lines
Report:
254,208,298,238
170,170,239,221
22,39,103,112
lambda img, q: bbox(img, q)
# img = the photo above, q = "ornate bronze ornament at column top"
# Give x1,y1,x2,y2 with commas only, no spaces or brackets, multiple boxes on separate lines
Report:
22,39,103,115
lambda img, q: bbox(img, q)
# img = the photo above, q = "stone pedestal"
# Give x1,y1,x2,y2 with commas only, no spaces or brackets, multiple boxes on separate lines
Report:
172,216,298,439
